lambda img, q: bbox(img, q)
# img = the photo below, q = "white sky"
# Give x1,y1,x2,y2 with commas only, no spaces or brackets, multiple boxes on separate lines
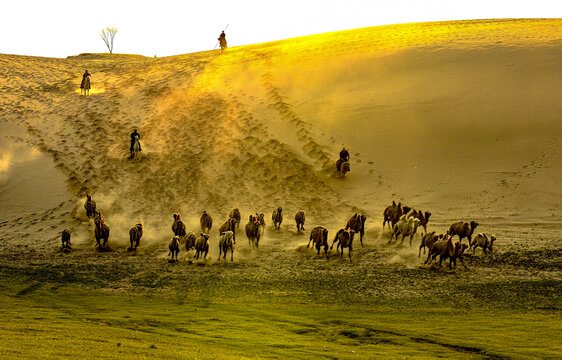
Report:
1,0,560,58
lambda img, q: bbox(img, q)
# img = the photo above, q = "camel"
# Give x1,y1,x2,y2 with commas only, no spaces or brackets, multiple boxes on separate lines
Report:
168,236,180,262
219,218,237,244
256,213,266,236
448,221,479,245
218,231,234,262
245,215,261,248
229,208,241,229
295,211,305,233
184,232,197,251
331,229,355,261
424,236,467,269
94,210,110,248
412,210,432,234
129,223,143,251
346,213,366,246
272,207,283,230
389,215,421,246
451,242,469,269
194,233,209,260
307,226,329,258
172,213,187,237
382,201,411,230
470,233,496,255
418,231,445,257
84,194,96,218
61,229,71,251
200,211,213,233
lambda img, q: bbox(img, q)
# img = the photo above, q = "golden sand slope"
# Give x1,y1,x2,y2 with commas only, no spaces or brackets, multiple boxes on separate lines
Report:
0,19,560,251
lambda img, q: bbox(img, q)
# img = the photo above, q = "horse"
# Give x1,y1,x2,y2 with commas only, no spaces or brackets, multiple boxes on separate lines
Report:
219,38,227,52
131,135,141,160
336,159,350,177
81,75,91,96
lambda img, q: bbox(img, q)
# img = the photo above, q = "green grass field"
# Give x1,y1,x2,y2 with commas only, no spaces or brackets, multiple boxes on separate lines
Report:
1,277,559,360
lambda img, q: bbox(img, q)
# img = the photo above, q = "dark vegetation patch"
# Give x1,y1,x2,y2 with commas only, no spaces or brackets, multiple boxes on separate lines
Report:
461,279,562,309
410,336,510,360
16,282,42,296
489,249,562,270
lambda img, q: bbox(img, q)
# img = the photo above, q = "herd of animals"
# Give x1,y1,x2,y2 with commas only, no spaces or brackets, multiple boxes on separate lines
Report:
59,196,496,269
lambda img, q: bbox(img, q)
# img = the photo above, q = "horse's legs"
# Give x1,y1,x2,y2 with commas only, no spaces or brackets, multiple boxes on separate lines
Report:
230,247,233,262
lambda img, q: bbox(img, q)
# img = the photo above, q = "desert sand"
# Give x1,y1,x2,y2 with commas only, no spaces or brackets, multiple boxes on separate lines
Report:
0,19,561,358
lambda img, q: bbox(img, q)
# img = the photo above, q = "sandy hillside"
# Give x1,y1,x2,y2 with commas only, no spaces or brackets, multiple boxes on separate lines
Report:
0,18,561,271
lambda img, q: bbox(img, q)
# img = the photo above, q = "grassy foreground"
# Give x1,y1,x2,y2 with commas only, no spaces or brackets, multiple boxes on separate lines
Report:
0,278,559,360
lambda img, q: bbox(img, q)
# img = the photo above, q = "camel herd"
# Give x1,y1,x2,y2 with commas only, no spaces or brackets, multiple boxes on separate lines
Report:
59,195,495,269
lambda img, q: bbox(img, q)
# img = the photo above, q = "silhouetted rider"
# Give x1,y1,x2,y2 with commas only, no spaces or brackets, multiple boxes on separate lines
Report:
340,147,350,162
130,129,141,154
218,31,227,50
81,70,91,88
337,147,350,172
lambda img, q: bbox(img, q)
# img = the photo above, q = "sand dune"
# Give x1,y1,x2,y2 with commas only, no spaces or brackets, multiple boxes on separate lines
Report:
0,19,560,264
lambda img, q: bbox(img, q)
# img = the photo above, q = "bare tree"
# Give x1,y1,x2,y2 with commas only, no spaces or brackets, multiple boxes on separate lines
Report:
100,27,118,54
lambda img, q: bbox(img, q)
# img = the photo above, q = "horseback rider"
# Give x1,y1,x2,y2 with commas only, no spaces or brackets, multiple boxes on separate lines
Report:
81,70,91,87
337,147,350,172
130,129,142,156
218,31,227,50
82,70,91,82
